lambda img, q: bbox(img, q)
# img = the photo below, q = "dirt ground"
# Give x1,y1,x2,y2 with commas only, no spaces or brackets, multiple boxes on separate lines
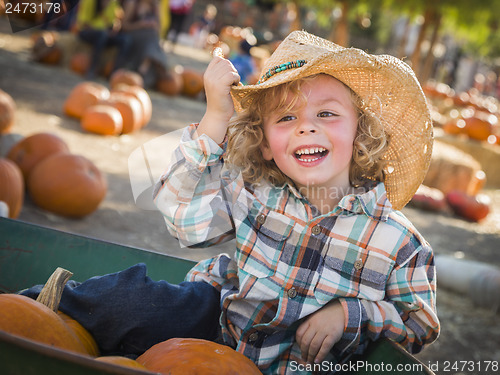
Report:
1,16,499,375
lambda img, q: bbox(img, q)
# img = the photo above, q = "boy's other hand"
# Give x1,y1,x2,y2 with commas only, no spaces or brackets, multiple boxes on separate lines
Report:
295,299,345,364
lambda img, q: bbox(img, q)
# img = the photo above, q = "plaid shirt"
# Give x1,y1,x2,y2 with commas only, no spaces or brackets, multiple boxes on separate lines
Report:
154,124,440,374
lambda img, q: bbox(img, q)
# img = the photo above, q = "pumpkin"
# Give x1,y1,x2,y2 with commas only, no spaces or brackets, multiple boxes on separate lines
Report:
137,338,262,375
109,69,144,89
58,311,100,357
7,132,70,180
111,84,152,127
81,105,123,136
28,153,107,217
0,268,90,356
95,356,149,370
69,52,91,76
446,190,491,222
0,158,24,218
443,118,466,136
156,69,183,96
181,68,204,98
464,116,493,142
32,31,62,65
100,93,143,134
64,82,110,119
0,89,16,134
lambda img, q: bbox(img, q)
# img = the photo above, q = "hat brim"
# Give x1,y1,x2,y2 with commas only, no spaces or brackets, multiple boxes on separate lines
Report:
230,32,433,210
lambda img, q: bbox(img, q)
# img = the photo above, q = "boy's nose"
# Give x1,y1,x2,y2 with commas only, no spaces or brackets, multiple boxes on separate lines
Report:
298,128,316,134
296,121,317,135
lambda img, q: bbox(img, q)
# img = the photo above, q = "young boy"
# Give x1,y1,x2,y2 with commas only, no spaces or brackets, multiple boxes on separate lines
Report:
153,30,439,372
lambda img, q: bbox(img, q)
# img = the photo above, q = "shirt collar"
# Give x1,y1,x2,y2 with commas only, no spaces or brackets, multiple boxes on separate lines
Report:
285,182,303,200
338,182,392,221
283,181,392,221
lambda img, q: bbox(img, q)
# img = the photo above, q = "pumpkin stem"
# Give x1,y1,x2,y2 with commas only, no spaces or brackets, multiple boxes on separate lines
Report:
36,267,73,313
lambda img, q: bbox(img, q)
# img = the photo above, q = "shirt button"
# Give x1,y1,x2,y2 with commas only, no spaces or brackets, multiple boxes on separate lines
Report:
248,332,259,342
256,214,266,224
311,225,321,235
287,287,297,299
354,259,364,270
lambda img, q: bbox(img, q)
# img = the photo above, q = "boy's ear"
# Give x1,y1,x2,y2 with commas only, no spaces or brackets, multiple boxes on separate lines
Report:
260,139,273,161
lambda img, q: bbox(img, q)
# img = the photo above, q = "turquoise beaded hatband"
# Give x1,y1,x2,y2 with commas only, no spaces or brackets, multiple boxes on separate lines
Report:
257,60,306,84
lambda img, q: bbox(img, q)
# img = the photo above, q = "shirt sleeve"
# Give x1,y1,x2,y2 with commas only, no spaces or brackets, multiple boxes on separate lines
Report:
153,124,240,248
336,240,440,356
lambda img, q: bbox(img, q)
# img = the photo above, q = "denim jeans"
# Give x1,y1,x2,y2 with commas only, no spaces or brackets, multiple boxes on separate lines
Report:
21,263,222,357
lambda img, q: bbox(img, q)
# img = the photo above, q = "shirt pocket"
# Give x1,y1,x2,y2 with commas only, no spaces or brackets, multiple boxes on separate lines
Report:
237,208,295,279
313,238,393,304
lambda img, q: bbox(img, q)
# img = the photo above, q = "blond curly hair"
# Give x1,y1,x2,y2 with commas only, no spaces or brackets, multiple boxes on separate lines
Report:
226,75,389,188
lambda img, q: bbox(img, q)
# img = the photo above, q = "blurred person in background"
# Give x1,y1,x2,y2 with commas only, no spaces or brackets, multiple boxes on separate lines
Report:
76,0,131,79
165,0,193,47
121,0,168,87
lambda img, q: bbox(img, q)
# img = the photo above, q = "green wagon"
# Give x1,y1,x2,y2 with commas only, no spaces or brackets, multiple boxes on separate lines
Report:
0,217,434,374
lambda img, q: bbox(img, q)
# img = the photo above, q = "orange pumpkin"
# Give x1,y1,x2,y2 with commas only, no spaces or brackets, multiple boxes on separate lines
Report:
7,132,70,180
28,153,107,217
111,84,152,127
137,338,262,375
0,158,24,218
0,294,89,355
0,89,16,134
443,118,466,136
156,70,183,96
464,116,493,142
95,356,149,370
100,93,143,134
181,68,204,98
81,105,123,136
64,82,110,119
109,69,144,89
58,312,100,357
32,32,62,65
69,52,91,76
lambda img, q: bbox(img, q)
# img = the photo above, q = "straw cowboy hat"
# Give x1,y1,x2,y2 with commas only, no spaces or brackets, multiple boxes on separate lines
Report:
230,30,433,211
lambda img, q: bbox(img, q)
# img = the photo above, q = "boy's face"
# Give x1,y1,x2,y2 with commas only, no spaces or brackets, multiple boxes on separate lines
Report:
260,75,358,192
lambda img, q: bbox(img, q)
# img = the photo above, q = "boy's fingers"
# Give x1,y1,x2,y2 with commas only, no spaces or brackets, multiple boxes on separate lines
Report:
231,71,241,86
306,333,324,363
212,47,224,58
314,335,336,363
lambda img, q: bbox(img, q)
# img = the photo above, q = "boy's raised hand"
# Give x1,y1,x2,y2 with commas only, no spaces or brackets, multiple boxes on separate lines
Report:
295,300,345,364
197,49,241,144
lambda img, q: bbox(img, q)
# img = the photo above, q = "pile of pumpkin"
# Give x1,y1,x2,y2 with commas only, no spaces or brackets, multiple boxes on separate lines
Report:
64,69,152,136
67,52,204,100
0,89,107,219
423,81,499,145
0,267,262,374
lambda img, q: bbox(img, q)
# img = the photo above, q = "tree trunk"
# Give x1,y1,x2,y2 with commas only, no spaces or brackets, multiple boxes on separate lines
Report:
410,8,432,80
420,12,442,84
289,0,303,33
329,0,349,46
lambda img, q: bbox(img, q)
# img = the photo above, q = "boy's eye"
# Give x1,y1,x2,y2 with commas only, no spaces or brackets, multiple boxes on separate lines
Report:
317,111,336,118
277,115,296,123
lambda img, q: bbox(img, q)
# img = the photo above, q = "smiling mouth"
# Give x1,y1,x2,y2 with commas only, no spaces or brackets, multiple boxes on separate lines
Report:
294,147,329,163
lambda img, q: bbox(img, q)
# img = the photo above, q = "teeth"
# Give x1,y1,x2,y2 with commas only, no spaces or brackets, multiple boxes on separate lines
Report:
300,157,319,162
295,147,326,156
